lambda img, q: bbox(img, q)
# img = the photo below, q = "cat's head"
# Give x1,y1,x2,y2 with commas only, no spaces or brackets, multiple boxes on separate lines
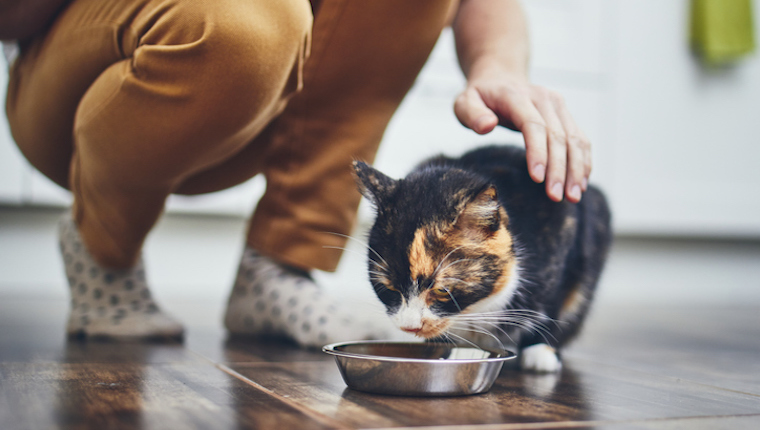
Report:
353,161,520,340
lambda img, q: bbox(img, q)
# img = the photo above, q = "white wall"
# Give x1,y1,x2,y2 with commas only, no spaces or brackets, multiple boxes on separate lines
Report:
608,0,760,237
3,0,760,236
372,0,760,237
3,208,760,310
1,1,760,307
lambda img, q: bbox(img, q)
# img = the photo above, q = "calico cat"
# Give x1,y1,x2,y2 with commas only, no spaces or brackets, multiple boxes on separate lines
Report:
353,145,611,372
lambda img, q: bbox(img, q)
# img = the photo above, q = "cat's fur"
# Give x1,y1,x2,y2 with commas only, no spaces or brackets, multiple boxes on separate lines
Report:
353,145,612,372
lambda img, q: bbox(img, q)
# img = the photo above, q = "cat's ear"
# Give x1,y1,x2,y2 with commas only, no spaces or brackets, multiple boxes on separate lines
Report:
352,161,398,205
454,185,503,238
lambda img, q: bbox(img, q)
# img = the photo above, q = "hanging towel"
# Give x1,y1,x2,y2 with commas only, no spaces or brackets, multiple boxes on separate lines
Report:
690,0,755,65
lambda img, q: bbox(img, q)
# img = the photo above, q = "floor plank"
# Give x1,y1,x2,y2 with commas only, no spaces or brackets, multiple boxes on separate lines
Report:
229,356,760,429
0,300,202,365
380,414,760,430
3,298,760,429
0,362,340,430
186,325,331,364
566,306,760,396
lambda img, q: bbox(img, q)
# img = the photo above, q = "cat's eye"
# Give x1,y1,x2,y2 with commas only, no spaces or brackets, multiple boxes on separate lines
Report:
430,286,451,301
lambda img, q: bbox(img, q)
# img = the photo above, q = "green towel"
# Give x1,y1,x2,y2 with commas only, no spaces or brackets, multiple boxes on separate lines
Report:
691,0,756,65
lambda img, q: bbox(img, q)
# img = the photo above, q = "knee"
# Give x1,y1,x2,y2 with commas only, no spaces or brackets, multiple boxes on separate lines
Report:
133,0,313,117
184,0,313,106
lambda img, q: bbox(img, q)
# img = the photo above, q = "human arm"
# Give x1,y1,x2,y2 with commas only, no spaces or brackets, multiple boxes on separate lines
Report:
452,0,591,203
0,0,70,41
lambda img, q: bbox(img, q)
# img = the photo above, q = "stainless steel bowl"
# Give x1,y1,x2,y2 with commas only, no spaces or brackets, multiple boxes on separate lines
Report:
322,341,515,396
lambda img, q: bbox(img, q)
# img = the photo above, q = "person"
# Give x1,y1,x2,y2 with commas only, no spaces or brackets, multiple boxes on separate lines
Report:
1,0,592,346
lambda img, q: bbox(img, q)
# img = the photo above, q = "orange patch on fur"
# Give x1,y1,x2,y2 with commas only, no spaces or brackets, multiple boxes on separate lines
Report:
560,284,586,318
423,287,452,306
443,207,515,299
418,317,452,339
409,228,436,281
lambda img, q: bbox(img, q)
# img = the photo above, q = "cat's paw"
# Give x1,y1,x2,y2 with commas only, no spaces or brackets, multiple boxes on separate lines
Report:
520,343,562,373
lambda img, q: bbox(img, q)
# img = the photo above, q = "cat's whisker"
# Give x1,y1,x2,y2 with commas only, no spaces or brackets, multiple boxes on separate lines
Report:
438,277,479,289
445,330,488,352
321,245,374,264
441,333,458,349
432,246,465,278
448,323,506,352
322,245,391,277
436,257,479,276
464,309,548,317
352,147,610,368
451,312,558,345
510,318,558,345
369,260,391,274
321,231,390,269
453,319,514,345
467,319,515,344
441,286,462,312
456,309,567,328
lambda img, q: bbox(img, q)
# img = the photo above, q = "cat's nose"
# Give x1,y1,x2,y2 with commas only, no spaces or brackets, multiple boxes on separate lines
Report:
401,327,422,334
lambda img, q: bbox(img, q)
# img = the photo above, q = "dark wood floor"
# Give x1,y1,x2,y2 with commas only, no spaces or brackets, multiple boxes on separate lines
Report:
1,298,759,430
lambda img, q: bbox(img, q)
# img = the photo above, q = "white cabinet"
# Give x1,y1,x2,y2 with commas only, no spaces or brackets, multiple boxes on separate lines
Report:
0,62,28,204
374,1,612,216
0,54,264,216
2,0,760,237
608,0,760,237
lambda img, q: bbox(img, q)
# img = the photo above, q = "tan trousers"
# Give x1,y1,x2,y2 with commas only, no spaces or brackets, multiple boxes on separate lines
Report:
6,0,454,271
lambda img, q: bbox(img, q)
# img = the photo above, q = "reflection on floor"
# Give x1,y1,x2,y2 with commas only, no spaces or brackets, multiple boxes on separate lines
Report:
1,298,759,429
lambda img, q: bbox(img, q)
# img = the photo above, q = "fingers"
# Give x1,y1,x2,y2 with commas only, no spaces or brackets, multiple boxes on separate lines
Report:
455,81,591,203
454,87,499,134
531,92,567,202
553,94,592,201
489,91,549,184
513,87,591,203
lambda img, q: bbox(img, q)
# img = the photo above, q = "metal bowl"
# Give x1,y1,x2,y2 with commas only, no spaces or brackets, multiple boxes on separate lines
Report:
322,341,515,396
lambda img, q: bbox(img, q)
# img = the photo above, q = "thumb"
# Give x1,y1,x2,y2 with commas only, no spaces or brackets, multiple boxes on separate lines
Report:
454,87,498,134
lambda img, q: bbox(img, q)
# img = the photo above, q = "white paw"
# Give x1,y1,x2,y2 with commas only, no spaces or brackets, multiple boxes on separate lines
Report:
520,343,562,373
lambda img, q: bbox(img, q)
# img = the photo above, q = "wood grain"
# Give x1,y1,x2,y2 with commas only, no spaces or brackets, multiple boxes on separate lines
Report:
565,306,760,396
2,298,759,429
0,362,339,430
229,357,760,429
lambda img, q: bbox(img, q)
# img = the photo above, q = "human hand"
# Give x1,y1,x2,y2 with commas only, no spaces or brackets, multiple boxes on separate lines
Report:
454,71,591,203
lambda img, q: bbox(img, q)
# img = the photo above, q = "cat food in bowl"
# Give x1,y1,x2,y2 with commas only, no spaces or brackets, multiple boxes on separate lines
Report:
322,341,515,396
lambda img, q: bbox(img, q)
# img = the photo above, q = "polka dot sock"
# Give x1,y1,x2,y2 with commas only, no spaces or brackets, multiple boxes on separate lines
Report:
224,247,390,348
59,211,184,340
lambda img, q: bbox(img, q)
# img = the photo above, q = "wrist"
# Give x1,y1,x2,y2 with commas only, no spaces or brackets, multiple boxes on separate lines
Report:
466,56,529,85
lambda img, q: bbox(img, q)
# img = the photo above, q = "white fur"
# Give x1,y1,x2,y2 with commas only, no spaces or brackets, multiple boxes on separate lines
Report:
390,262,522,341
520,343,562,373
391,293,438,331
465,261,522,315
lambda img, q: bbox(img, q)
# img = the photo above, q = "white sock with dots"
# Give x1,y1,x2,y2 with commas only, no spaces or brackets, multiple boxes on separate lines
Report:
59,211,184,340
224,247,390,347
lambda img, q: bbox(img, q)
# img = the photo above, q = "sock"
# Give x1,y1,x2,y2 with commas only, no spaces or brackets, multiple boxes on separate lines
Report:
59,211,184,340
224,247,390,348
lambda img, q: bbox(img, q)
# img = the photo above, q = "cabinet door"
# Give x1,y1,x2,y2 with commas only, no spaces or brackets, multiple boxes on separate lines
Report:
1,53,264,215
0,58,28,204
609,0,760,237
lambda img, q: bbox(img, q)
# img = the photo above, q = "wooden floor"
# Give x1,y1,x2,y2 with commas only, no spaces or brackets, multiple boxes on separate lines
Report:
1,299,759,430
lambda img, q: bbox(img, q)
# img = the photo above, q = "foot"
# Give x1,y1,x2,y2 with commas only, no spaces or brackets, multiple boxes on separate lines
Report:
224,247,389,348
520,343,562,373
59,211,184,340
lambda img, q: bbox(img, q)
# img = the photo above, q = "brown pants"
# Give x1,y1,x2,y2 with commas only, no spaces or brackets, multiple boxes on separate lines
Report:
6,0,454,271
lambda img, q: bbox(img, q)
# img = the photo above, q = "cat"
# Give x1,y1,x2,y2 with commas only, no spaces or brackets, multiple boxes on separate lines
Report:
353,145,612,372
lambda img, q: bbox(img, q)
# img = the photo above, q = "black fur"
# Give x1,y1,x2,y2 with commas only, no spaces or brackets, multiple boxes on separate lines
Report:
355,145,612,352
